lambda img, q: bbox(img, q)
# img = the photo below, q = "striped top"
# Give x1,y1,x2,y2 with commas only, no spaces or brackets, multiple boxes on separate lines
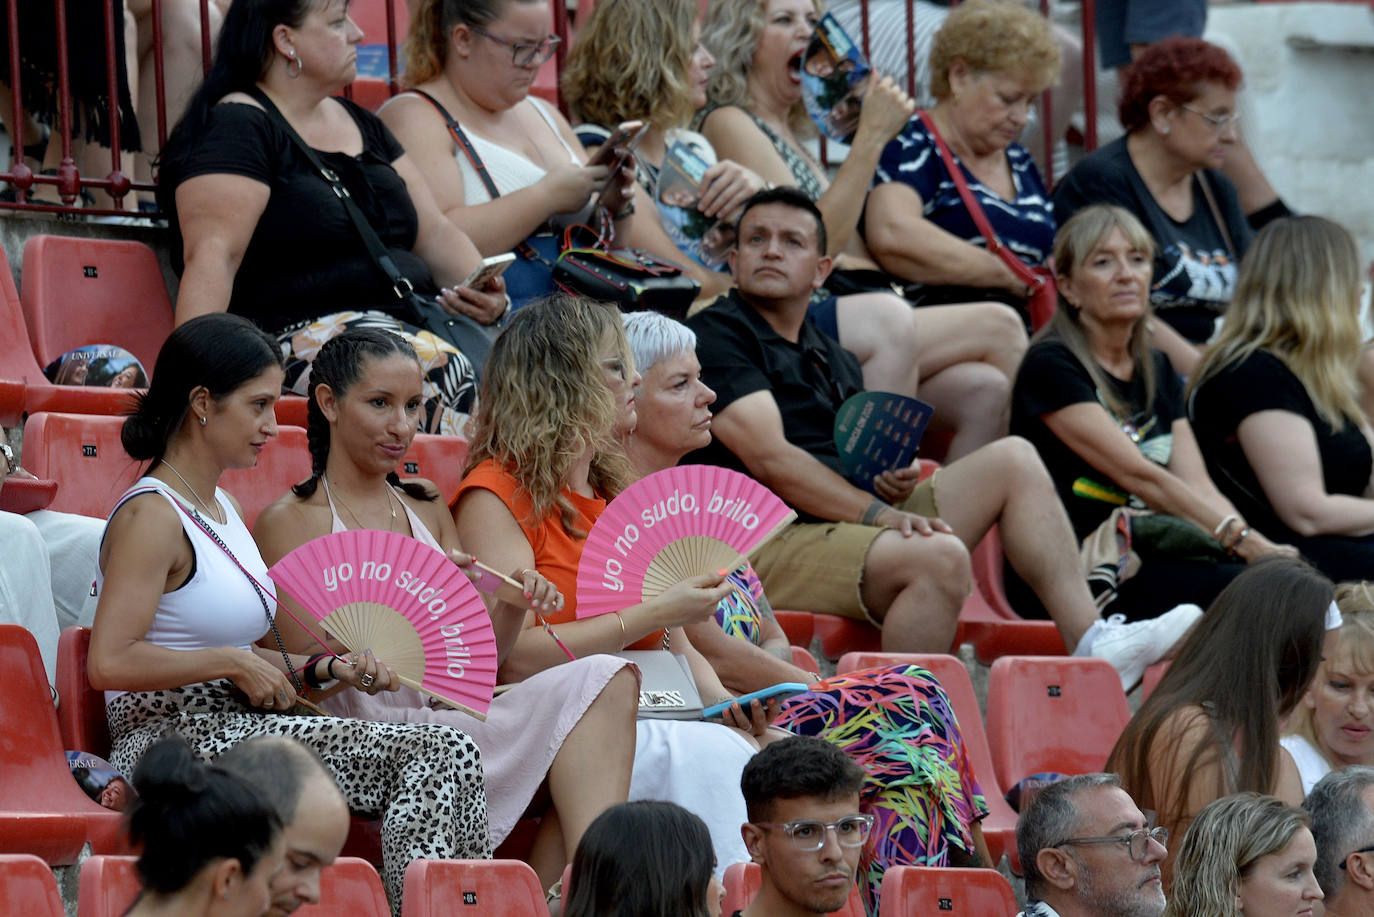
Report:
873,115,1056,267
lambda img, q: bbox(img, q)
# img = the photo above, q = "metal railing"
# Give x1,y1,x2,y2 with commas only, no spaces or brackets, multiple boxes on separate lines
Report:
0,0,1099,217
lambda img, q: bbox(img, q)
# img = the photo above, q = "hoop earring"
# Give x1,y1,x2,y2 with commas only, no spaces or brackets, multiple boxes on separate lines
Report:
286,51,302,79
200,415,207,426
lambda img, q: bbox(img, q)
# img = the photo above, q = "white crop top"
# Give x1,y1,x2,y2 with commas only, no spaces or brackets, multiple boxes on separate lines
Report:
97,478,277,701
454,96,581,206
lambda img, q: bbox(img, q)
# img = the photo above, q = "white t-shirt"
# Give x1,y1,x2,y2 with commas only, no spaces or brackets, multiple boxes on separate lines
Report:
1280,733,1332,798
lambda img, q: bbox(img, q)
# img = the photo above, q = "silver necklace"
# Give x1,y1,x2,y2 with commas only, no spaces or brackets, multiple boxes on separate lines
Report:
160,459,225,524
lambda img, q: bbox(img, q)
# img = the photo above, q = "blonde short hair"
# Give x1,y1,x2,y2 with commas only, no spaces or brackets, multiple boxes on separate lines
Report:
928,0,1060,100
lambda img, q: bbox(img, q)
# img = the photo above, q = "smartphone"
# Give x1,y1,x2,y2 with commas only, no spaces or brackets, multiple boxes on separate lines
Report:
702,682,810,721
463,559,536,609
588,120,646,167
590,121,647,212
461,252,516,290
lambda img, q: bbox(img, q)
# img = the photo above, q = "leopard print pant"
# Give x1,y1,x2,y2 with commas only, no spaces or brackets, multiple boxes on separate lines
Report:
106,680,490,914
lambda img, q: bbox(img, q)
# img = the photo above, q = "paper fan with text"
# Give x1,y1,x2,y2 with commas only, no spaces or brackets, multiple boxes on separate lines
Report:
575,466,796,618
268,529,498,719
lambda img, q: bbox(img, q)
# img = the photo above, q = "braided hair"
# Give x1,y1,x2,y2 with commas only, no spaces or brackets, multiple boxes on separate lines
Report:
292,329,434,501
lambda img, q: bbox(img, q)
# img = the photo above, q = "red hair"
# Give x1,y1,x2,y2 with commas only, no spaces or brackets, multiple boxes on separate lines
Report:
1118,38,1242,134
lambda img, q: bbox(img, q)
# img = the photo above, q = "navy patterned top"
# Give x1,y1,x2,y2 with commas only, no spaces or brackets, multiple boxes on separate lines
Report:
870,115,1056,268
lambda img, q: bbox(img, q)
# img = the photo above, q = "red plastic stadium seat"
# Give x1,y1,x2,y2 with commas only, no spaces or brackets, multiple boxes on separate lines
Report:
962,527,1066,664
77,855,140,917
986,656,1130,793
878,866,1016,917
0,853,66,916
0,247,138,418
401,859,546,917
0,625,129,864
295,857,390,917
57,627,110,758
19,235,172,372
21,412,309,527
833,652,1019,871
1141,660,1170,701
723,861,865,917
399,432,468,508
221,426,313,528
276,395,309,428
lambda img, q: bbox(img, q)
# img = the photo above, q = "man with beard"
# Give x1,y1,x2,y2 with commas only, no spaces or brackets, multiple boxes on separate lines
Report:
1016,773,1168,917
737,736,869,917
1305,765,1374,917
219,736,352,916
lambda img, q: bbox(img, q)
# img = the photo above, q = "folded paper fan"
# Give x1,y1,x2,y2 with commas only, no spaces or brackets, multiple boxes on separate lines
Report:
267,529,498,719
575,466,796,619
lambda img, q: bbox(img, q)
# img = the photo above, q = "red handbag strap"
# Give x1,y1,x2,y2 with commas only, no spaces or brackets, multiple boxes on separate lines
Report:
405,88,549,262
916,110,1042,290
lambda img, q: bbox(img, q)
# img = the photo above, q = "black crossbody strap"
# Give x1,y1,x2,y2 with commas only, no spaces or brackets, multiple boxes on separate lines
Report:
401,88,546,263
248,87,415,301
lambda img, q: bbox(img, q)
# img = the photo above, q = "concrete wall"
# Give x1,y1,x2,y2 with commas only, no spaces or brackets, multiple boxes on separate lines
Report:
1208,2,1374,263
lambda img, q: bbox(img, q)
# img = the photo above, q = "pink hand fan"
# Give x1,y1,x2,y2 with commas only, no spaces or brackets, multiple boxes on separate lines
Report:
575,466,796,618
268,529,498,719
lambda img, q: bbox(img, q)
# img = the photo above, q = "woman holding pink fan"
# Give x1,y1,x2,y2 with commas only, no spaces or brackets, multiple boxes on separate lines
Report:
87,313,489,914
621,308,993,912
453,294,783,874
253,327,640,892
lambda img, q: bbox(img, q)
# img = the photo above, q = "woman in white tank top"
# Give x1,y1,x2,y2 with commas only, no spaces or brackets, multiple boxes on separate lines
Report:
89,313,489,913
253,327,640,892
377,0,731,308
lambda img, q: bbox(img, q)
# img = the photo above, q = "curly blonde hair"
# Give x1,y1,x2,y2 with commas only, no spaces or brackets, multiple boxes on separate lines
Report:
928,0,1060,100
700,0,822,136
562,0,698,133
465,295,634,536
1190,216,1366,432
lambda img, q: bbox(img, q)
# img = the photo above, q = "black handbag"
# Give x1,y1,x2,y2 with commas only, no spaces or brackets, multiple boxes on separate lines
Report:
409,89,700,318
249,88,496,373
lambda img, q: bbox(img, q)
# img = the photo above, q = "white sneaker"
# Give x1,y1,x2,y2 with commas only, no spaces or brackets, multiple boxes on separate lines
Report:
1089,604,1203,693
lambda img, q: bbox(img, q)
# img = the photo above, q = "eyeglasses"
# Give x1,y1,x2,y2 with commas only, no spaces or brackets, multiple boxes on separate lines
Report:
1180,103,1241,131
755,815,875,851
1340,845,1374,869
470,25,560,68
1057,826,1169,862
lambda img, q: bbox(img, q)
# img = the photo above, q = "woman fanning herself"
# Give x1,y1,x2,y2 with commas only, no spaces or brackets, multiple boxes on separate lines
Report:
253,328,638,889
622,310,993,912
380,0,724,308
1283,583,1374,795
698,0,1025,458
453,295,774,872
123,736,284,917
1010,205,1291,622
89,313,489,914
157,0,507,435
1106,557,1329,885
1188,217,1374,584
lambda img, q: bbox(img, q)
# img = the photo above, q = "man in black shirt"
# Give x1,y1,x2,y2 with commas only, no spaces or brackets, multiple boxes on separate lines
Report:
687,188,1199,689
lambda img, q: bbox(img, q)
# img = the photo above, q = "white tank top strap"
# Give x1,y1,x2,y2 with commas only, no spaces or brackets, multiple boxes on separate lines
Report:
323,476,446,553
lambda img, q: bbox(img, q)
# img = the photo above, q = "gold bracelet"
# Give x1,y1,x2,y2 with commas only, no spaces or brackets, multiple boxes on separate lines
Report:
612,610,628,650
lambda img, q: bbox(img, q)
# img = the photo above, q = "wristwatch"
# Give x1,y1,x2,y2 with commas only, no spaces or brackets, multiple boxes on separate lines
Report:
1,443,15,476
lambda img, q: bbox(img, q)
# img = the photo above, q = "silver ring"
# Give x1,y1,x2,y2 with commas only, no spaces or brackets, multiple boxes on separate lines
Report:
359,673,375,688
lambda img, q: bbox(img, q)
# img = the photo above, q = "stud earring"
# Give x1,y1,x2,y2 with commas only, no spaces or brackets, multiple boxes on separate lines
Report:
1158,123,1170,136
200,415,207,426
